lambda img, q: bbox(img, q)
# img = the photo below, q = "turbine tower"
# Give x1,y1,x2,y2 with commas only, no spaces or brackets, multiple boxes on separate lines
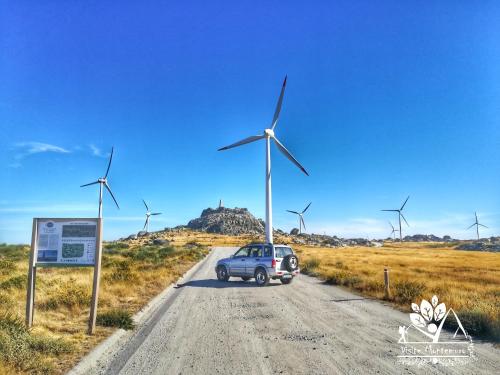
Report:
467,212,487,240
381,196,409,241
143,200,162,232
389,221,399,240
218,76,308,244
80,146,119,218
287,202,312,234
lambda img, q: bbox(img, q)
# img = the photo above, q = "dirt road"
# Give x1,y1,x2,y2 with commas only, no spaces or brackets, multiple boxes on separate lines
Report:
73,247,499,375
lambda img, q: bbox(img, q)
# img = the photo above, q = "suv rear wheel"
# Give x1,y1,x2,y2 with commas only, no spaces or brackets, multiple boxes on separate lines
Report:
216,266,229,281
254,268,269,287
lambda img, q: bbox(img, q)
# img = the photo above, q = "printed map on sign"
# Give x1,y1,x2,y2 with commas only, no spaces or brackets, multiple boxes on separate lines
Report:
36,220,97,265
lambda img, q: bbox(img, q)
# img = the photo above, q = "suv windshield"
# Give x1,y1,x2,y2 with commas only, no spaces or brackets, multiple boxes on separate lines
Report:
274,246,293,258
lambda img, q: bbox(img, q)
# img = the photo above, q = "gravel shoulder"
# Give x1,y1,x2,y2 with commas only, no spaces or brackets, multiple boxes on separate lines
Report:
71,247,499,375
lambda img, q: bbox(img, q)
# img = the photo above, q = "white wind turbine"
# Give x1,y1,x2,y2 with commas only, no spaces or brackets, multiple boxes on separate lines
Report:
80,147,119,218
143,200,162,232
287,202,312,234
218,76,308,244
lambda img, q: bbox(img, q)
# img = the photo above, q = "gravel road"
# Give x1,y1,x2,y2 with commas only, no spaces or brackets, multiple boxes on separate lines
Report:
74,247,499,375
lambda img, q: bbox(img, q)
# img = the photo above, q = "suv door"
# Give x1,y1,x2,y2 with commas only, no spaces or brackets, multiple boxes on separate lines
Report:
245,245,263,276
230,246,250,276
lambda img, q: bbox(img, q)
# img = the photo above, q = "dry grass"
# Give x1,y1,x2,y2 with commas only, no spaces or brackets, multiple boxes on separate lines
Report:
2,230,499,373
294,242,500,341
0,238,209,374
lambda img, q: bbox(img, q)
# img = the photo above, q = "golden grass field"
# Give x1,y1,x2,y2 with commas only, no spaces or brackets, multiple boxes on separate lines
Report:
0,230,499,374
293,242,500,341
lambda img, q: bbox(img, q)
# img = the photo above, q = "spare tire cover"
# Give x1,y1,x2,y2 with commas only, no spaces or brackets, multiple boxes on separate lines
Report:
283,254,299,271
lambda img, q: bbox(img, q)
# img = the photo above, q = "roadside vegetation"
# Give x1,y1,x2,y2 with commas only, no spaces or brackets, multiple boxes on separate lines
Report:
294,242,500,341
0,240,208,374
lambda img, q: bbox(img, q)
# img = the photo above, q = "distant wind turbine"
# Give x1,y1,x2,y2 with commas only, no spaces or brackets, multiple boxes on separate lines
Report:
287,202,312,234
381,196,410,241
218,76,309,244
143,200,162,232
389,221,399,240
467,212,487,240
80,147,119,218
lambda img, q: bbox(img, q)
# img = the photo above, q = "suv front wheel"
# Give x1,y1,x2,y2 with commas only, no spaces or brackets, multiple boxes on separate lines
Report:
216,266,230,281
254,268,269,287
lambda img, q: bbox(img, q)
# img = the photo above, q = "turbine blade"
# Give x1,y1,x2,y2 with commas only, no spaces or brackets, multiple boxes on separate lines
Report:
143,217,148,230
400,213,409,227
400,195,410,210
466,223,476,230
286,210,300,215
80,181,99,188
104,182,120,209
104,146,114,178
143,199,149,211
218,135,265,151
151,212,162,215
273,137,309,176
389,221,394,230
271,75,287,130
300,216,306,232
478,224,488,228
302,202,312,214
381,209,398,212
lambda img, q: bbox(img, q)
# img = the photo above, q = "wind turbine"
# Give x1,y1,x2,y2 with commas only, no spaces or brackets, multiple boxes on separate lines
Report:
218,76,308,244
143,200,162,232
80,147,119,218
467,212,487,240
287,202,312,234
381,196,409,241
389,221,399,240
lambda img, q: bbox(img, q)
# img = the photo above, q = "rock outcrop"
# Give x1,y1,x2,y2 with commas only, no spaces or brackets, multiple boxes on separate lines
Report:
187,207,265,236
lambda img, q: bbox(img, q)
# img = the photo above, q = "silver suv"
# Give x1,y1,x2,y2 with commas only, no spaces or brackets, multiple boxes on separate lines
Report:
215,244,300,286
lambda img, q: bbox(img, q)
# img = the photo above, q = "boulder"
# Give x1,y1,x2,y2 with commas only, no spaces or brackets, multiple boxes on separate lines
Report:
186,206,265,236
290,228,300,235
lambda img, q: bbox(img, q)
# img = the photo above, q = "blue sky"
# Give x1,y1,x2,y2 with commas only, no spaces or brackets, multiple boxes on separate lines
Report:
1,1,499,243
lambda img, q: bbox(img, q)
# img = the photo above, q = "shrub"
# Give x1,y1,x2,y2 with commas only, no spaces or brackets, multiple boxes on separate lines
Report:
445,310,500,341
0,259,16,275
301,258,320,275
0,275,26,290
96,309,134,330
324,270,361,287
104,260,136,282
393,280,426,305
0,244,28,261
335,261,348,270
104,242,129,254
0,313,71,373
39,282,91,310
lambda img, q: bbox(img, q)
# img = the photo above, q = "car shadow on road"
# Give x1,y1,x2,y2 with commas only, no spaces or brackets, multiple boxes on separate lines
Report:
174,279,282,289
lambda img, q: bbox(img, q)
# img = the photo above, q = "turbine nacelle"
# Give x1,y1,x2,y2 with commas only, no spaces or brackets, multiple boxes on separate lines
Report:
264,128,275,138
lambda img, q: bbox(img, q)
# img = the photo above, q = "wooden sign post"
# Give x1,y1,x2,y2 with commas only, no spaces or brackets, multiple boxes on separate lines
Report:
25,218,103,335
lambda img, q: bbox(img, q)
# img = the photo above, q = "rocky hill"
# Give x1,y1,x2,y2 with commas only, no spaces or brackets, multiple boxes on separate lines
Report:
187,207,265,236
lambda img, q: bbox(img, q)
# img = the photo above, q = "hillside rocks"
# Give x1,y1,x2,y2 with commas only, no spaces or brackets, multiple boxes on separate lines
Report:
187,207,265,236
456,241,500,252
402,234,457,242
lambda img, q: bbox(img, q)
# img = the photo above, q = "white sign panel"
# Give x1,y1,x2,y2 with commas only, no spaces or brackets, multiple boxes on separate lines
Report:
36,219,98,265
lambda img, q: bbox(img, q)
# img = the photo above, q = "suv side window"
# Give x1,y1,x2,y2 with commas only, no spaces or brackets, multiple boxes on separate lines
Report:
263,246,273,258
234,247,250,258
250,246,262,257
